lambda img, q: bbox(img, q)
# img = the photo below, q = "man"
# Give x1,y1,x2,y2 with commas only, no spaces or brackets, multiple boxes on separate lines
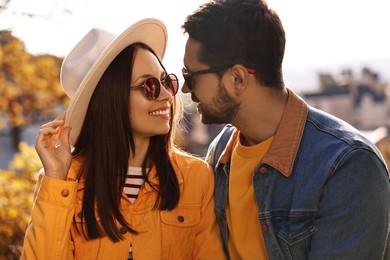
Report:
181,0,390,259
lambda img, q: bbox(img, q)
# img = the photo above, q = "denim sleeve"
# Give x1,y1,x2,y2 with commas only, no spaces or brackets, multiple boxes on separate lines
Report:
309,148,390,260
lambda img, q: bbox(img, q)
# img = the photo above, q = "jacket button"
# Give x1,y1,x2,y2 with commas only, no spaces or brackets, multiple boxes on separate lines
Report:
120,226,128,234
261,223,269,233
77,212,82,219
61,189,69,197
258,166,267,174
177,216,184,222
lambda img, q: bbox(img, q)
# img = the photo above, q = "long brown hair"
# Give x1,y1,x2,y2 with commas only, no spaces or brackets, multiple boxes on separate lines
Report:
72,42,180,242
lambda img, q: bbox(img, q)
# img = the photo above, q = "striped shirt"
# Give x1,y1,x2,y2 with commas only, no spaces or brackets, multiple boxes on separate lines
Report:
124,167,146,260
124,167,145,203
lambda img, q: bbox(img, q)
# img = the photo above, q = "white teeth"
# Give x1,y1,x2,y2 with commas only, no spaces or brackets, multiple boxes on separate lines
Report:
149,108,170,116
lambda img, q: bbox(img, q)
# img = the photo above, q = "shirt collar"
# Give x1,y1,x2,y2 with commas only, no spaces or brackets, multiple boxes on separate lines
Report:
219,88,308,177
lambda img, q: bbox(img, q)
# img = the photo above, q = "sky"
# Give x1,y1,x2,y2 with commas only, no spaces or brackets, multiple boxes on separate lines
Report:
1,0,390,91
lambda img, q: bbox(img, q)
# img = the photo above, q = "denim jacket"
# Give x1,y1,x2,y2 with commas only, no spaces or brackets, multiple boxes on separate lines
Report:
206,88,390,260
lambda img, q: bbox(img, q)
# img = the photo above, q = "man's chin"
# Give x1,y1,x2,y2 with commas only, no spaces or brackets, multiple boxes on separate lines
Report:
201,118,213,125
200,113,223,125
198,104,227,124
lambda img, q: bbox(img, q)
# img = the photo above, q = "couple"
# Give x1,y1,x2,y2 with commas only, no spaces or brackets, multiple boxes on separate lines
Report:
21,0,390,259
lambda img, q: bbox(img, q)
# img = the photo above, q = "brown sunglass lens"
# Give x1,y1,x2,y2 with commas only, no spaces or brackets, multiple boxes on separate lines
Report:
165,74,178,95
144,77,160,99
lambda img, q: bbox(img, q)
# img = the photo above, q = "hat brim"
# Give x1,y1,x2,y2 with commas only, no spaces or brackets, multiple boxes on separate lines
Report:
64,18,167,145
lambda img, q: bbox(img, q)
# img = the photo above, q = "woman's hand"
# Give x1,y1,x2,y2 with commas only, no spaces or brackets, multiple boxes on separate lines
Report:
35,113,72,180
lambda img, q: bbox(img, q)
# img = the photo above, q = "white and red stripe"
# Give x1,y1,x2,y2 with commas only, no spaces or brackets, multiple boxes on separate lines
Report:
124,167,146,203
124,167,147,260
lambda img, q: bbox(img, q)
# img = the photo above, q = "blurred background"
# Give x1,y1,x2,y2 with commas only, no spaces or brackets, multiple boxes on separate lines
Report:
1,0,390,258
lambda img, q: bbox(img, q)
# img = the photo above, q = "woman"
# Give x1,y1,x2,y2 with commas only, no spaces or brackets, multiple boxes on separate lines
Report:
21,18,225,259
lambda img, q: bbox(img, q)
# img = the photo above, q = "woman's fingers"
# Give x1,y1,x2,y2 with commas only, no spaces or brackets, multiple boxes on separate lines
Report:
40,119,64,130
37,114,66,148
56,112,66,121
36,128,59,148
36,119,66,151
38,127,59,136
59,126,72,149
35,117,72,180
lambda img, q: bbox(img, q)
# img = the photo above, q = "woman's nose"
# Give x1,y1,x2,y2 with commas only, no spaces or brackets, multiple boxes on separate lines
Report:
158,84,175,100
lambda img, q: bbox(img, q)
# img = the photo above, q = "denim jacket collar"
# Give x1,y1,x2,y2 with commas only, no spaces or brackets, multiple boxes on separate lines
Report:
219,88,308,177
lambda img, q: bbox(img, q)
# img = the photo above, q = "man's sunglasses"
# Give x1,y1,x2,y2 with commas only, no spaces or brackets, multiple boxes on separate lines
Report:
130,73,179,100
182,65,255,91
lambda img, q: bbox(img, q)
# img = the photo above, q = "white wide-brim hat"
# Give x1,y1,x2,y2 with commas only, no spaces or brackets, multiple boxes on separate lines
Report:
60,18,167,145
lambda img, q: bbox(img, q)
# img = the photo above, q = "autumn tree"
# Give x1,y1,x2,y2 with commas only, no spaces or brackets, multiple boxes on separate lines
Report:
0,30,68,150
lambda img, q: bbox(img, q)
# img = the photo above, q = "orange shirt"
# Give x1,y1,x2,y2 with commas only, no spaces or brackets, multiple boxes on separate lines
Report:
227,133,274,260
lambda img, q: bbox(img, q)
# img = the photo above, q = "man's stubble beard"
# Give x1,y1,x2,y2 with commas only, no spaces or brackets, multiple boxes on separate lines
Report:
200,80,240,125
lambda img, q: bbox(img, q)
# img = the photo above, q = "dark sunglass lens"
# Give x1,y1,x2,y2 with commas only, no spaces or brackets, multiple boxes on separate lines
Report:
144,77,160,99
165,74,178,95
182,68,193,90
185,77,192,90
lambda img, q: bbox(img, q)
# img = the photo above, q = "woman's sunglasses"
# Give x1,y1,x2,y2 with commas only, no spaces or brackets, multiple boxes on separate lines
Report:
130,73,179,100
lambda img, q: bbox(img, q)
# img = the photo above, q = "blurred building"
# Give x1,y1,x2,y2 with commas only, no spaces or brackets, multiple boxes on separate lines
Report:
302,67,390,131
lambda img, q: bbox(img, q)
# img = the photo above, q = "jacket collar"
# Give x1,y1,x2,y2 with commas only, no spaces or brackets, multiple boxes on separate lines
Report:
219,88,308,177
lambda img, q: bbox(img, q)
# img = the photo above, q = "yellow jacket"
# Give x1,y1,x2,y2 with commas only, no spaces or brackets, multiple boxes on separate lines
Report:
21,150,226,259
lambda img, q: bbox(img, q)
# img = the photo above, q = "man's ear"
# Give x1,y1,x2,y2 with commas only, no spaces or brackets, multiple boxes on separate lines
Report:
230,64,251,96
